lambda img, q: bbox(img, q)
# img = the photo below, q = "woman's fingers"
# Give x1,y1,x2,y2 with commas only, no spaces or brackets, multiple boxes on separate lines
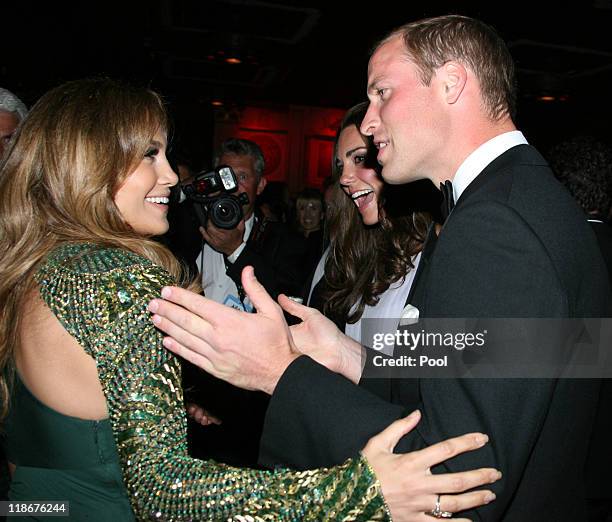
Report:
368,410,421,452
425,467,501,494
415,489,497,520
437,489,496,515
411,469,500,512
364,414,499,522
410,432,489,468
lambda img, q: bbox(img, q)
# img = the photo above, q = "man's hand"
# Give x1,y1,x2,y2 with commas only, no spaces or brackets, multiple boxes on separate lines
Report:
148,266,300,394
278,295,365,384
200,220,245,256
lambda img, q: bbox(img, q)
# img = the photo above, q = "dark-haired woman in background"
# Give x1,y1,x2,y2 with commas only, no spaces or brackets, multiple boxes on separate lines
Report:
310,102,434,346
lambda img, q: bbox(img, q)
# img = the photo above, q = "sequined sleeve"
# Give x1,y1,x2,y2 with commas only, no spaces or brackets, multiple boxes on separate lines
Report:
35,244,390,521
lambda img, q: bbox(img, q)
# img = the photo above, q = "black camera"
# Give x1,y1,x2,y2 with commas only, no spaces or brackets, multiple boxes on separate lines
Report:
181,166,249,229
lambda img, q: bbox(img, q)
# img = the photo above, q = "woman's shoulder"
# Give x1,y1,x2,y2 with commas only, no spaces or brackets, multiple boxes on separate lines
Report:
39,242,157,277
35,242,173,323
26,244,174,383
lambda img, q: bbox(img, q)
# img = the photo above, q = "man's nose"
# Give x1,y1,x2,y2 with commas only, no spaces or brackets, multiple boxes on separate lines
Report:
360,105,379,136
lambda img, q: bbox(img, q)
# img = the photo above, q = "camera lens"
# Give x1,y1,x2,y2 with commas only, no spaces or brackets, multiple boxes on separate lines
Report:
210,196,243,229
218,205,230,218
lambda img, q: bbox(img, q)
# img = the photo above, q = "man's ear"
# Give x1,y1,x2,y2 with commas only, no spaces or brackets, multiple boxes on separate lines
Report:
441,61,467,105
256,176,267,196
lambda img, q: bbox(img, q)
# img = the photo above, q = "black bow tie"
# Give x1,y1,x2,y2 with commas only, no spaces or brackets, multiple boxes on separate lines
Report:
440,180,455,223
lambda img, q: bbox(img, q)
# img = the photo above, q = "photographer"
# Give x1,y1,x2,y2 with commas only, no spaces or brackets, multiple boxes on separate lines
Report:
187,138,306,466
195,138,305,310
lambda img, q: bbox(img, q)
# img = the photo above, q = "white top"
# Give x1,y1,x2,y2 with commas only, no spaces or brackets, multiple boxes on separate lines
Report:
196,214,255,311
452,131,528,203
345,252,421,355
307,246,330,306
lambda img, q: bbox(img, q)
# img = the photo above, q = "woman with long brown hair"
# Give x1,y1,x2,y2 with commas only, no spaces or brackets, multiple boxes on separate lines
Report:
311,102,431,343
0,79,499,521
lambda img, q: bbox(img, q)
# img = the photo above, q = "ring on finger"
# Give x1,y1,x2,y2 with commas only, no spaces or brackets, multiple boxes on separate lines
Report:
426,494,453,518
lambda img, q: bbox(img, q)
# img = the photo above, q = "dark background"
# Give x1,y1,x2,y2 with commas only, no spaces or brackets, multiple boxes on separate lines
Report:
4,0,612,168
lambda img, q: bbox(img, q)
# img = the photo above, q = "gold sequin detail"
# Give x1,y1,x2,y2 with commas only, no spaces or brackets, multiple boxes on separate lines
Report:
35,244,389,521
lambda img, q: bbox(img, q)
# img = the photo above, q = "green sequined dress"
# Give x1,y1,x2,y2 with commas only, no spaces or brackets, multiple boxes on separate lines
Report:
4,243,390,521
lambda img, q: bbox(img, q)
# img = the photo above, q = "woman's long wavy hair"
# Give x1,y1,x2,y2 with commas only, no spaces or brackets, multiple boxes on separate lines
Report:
0,78,191,420
323,102,430,324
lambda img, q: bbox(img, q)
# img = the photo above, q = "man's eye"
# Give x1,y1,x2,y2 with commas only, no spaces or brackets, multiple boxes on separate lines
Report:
238,174,248,182
377,88,387,99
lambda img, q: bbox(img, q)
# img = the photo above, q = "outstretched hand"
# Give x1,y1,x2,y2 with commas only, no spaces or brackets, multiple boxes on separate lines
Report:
278,295,364,383
363,410,500,521
149,266,300,394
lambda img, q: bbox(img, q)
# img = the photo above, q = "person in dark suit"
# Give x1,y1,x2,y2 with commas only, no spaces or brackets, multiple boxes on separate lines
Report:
548,135,612,522
186,138,308,467
149,15,609,520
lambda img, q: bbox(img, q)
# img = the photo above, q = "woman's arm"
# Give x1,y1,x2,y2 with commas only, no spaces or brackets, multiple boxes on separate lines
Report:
35,246,387,520
37,245,498,521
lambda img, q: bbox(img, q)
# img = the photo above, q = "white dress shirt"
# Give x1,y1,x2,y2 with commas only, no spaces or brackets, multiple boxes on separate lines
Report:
345,252,421,355
196,214,255,311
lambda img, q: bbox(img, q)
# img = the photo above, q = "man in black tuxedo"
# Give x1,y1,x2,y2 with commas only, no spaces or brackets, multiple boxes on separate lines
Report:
151,15,609,521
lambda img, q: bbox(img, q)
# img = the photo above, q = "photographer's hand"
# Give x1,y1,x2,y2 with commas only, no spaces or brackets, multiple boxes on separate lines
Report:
200,220,245,257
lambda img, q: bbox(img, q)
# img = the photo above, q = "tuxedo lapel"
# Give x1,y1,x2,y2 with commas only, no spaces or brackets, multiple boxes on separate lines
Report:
407,146,542,311
405,146,531,311
393,222,438,411
405,221,438,307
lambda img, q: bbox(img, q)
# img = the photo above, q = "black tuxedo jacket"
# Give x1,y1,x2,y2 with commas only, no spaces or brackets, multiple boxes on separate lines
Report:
585,220,612,502
259,145,609,521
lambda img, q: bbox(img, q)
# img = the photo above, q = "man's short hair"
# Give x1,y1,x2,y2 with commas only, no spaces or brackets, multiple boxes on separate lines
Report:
0,88,28,121
215,138,265,180
549,136,612,217
377,15,516,121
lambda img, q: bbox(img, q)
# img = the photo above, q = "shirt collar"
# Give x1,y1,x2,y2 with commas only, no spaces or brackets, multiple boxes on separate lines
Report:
243,213,255,241
452,131,528,202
